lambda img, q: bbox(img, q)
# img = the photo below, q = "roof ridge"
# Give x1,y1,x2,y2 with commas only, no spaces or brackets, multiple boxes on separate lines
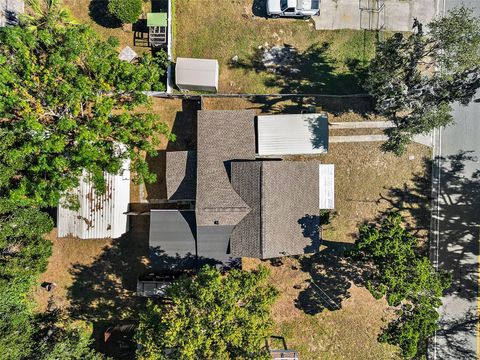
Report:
260,161,265,259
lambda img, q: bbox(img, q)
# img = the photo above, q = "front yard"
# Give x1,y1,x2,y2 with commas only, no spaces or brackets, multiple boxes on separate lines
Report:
175,0,376,94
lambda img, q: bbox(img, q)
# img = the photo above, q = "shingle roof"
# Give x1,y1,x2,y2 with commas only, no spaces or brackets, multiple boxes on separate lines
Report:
229,161,263,258
230,161,320,259
166,151,197,200
195,110,256,226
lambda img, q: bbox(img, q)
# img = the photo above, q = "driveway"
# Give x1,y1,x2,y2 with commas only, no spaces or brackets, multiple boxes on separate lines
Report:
314,0,438,31
430,1,480,358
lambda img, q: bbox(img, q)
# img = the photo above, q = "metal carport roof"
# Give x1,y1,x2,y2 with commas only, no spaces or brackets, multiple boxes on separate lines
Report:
256,113,328,156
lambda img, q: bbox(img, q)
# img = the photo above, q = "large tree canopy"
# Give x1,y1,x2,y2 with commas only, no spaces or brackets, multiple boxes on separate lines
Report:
366,6,480,154
135,266,279,360
348,213,451,358
0,23,172,210
0,207,53,359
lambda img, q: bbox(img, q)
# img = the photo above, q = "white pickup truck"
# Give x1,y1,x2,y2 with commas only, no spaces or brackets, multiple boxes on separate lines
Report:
267,0,320,19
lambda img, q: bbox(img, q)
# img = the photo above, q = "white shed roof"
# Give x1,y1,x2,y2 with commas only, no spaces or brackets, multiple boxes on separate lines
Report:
175,57,218,90
319,164,334,209
257,113,328,156
57,160,130,239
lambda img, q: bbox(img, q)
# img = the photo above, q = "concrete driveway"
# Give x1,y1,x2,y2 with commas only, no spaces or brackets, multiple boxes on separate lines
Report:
314,0,439,31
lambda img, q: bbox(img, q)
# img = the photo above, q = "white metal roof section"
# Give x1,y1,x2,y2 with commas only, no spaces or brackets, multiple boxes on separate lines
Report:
257,113,328,156
57,160,130,239
319,164,334,209
175,57,219,92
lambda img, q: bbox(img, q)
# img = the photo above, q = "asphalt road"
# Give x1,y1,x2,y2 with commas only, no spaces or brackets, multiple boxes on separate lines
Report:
430,1,480,359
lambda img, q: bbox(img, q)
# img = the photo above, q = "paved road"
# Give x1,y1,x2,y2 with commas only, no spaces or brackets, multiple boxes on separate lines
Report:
431,1,480,359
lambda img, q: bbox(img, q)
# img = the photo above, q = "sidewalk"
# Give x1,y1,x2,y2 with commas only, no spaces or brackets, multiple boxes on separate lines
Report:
314,0,438,32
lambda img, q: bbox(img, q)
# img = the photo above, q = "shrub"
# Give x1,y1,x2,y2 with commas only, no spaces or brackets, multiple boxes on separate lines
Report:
108,0,142,24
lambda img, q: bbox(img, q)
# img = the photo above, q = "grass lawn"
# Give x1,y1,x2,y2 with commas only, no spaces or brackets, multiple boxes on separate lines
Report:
243,257,400,360
63,0,153,53
175,0,376,94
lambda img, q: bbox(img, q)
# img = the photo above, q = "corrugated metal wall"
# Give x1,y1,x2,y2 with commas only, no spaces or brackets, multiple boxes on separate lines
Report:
257,113,329,156
319,164,335,209
57,160,130,239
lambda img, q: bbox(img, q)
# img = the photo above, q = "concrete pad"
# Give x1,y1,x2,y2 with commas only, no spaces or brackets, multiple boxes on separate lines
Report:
314,0,437,32
329,121,393,129
330,133,433,147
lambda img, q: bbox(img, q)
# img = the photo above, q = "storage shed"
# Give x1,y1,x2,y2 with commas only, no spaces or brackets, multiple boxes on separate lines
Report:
256,113,328,156
57,160,130,239
175,57,219,92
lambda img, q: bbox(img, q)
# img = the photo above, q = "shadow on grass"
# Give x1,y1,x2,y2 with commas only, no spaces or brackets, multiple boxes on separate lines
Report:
89,0,121,28
230,42,373,114
230,42,369,95
295,241,369,315
252,0,267,18
67,215,150,354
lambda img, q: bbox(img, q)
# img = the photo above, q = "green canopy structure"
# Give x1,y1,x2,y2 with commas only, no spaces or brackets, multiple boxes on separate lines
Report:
147,12,167,47
147,12,167,27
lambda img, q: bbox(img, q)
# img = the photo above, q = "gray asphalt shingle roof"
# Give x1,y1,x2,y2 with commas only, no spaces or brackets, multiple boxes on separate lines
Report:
230,161,321,259
166,151,197,200
195,110,256,227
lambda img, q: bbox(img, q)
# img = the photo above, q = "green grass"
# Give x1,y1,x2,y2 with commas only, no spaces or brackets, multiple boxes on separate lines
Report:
174,0,376,94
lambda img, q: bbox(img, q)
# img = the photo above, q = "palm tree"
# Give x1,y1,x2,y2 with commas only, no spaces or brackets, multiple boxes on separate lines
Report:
22,0,75,29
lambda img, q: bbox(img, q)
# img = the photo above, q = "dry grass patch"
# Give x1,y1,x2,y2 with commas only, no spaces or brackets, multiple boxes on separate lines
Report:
243,257,400,360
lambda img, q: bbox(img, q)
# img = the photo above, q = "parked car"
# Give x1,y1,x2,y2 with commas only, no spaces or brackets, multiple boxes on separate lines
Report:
267,0,320,19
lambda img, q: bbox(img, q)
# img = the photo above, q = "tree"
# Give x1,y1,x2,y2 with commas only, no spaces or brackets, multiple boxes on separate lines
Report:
366,7,480,154
33,306,104,360
22,0,75,30
347,213,451,358
135,266,279,360
0,207,53,360
0,23,172,210
108,0,142,25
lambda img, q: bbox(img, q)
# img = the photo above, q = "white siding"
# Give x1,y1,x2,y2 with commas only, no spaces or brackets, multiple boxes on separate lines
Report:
57,160,130,239
257,113,328,156
319,164,334,209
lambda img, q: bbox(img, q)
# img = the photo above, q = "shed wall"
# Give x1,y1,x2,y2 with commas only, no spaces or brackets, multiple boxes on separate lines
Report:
57,160,130,239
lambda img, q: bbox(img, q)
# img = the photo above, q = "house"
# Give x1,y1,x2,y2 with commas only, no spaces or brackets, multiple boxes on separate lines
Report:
149,110,334,270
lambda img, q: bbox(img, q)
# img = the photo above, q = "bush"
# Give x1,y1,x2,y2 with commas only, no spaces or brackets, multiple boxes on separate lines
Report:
108,0,142,24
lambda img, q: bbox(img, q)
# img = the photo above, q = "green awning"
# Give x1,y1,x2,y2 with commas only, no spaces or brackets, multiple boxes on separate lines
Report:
147,12,167,27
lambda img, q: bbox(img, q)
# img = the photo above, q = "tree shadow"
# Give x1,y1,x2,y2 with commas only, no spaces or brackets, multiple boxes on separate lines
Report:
295,241,367,315
435,309,479,359
230,42,369,95
231,42,373,115
252,0,267,18
297,214,321,253
434,151,479,301
382,151,479,302
377,158,432,241
67,214,149,354
89,0,121,28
